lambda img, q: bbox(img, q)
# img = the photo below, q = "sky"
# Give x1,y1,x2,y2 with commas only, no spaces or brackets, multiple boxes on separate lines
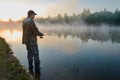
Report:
0,0,120,21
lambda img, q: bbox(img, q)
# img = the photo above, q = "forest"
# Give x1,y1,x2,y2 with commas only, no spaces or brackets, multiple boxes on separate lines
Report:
35,9,120,26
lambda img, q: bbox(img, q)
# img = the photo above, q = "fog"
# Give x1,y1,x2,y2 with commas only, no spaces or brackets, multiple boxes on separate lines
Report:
0,21,22,31
0,21,120,43
36,23,120,43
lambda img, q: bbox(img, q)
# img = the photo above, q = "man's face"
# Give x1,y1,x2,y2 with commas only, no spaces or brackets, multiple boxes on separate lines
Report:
30,14,35,19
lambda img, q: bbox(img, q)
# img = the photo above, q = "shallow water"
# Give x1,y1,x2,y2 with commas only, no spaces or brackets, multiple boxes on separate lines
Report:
1,25,120,80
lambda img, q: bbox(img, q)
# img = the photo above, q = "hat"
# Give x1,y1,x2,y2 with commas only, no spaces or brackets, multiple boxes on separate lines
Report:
27,10,37,15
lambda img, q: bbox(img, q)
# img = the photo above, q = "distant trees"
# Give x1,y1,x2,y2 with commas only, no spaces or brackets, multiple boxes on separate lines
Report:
85,8,120,26
35,9,120,26
81,9,91,20
113,9,120,25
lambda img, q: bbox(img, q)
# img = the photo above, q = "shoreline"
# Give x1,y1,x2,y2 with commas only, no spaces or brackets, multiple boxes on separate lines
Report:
0,37,32,80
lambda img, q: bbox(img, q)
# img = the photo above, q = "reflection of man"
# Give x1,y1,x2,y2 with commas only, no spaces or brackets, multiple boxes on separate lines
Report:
22,10,44,72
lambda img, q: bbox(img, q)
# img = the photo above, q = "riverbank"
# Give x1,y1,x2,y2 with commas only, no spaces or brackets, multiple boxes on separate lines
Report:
0,37,32,80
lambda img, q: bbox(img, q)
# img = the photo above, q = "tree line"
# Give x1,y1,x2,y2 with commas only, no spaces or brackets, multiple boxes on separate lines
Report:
35,8,120,26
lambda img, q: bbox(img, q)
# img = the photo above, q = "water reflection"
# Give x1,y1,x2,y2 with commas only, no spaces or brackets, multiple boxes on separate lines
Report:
39,26,120,43
34,71,41,80
0,30,22,42
29,69,41,80
0,25,120,80
1,25,120,43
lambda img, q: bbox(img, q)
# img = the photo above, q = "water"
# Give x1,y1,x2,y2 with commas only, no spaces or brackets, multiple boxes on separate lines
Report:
0,24,120,80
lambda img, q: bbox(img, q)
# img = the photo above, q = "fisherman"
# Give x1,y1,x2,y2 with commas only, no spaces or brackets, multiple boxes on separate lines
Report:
22,10,44,72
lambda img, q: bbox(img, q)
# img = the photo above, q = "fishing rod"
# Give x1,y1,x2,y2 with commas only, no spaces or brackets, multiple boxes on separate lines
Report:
43,33,58,36
39,33,58,38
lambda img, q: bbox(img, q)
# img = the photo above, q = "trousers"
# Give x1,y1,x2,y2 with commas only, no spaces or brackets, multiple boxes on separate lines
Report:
26,44,40,70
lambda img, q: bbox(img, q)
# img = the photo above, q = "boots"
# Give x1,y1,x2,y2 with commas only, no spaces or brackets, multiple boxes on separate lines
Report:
35,63,40,71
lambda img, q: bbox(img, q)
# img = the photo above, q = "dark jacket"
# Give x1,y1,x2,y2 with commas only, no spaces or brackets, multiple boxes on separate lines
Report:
22,17,43,45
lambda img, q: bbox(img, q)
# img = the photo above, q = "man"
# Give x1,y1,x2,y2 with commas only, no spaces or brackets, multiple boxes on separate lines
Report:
22,10,44,72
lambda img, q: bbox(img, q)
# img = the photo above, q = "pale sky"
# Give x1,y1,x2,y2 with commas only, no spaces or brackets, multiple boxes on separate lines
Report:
0,0,119,21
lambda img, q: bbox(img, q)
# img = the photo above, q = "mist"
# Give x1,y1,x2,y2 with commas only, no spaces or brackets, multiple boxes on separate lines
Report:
36,23,120,43
0,21,22,31
0,19,120,43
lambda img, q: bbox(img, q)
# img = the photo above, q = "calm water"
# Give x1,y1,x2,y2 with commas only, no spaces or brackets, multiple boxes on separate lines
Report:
0,24,120,80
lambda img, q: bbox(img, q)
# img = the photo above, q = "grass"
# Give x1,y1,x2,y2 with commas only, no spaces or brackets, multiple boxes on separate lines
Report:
0,37,32,80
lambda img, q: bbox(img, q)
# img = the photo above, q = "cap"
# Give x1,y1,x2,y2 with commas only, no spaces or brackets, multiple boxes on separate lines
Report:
27,10,37,15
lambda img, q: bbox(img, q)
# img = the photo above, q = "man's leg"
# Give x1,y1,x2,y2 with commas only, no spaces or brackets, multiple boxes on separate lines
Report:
33,44,40,71
26,45,34,71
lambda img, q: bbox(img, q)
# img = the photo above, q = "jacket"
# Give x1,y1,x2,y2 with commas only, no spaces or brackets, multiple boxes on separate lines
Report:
22,17,43,45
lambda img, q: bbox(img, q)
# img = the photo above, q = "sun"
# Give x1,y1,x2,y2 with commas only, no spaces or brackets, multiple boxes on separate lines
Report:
2,30,22,42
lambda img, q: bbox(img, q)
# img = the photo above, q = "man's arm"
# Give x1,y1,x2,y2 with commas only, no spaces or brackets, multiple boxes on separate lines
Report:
30,20,44,37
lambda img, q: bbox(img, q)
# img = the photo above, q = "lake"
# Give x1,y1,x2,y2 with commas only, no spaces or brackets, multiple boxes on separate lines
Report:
0,24,120,80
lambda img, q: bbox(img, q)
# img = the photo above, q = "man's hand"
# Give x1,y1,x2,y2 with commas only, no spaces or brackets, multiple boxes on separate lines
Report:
40,33,44,36
39,33,44,39
40,36,43,39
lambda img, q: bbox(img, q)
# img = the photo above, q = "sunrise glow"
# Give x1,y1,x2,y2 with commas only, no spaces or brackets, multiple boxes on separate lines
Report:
2,30,22,41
